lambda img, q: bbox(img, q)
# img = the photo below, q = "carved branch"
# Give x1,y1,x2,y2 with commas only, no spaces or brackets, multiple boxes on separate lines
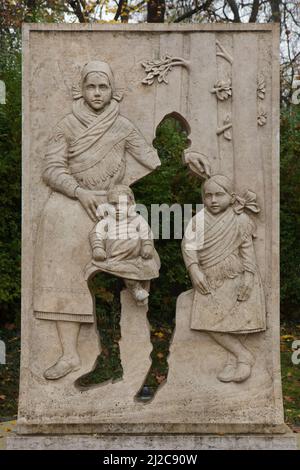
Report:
216,40,233,65
141,56,190,86
217,115,233,140
216,122,232,135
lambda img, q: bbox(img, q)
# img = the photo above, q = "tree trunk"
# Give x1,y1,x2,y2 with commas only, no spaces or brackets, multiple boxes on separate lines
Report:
147,0,165,23
269,0,281,23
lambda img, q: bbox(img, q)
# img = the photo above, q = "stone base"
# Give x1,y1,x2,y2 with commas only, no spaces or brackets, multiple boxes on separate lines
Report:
7,431,298,450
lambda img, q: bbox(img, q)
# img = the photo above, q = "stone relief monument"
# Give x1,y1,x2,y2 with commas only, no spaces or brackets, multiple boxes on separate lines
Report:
10,23,297,449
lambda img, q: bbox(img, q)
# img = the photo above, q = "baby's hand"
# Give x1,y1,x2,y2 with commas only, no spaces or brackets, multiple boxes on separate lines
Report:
237,271,254,302
141,244,153,259
93,247,107,262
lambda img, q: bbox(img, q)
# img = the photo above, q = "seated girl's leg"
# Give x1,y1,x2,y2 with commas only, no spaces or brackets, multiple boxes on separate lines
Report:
124,279,149,305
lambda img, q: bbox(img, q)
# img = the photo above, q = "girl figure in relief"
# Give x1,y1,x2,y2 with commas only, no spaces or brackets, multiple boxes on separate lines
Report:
182,175,266,383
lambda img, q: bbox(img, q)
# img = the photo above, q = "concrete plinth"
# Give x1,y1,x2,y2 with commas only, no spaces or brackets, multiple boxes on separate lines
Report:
7,430,298,450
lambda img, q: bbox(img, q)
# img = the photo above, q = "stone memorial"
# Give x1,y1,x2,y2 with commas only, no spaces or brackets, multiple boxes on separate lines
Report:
8,23,297,449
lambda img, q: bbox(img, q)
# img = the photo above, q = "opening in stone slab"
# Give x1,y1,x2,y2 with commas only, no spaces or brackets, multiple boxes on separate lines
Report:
75,272,123,389
133,112,202,402
75,113,202,396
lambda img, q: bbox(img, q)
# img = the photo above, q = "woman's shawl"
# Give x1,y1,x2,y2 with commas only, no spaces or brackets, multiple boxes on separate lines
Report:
68,99,132,175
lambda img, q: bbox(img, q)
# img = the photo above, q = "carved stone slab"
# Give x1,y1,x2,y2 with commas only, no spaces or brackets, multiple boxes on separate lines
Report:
20,24,282,436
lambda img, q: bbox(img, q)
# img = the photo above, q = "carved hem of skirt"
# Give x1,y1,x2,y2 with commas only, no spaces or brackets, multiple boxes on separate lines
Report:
190,326,266,334
34,311,94,323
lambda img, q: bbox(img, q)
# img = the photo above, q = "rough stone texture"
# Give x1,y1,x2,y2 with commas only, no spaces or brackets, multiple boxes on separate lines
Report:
7,430,298,450
20,24,283,436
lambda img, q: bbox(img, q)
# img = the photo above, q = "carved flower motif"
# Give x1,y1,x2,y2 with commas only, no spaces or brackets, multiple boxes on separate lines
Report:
257,109,267,126
211,79,232,101
257,75,266,100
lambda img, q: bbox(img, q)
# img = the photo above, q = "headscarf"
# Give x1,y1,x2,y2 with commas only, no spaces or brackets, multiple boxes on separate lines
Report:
81,60,115,92
72,60,122,102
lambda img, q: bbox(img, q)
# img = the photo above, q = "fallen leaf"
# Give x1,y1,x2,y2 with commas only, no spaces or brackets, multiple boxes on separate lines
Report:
281,335,295,341
154,332,164,338
157,352,164,359
155,374,166,384
284,395,295,403
0,395,6,401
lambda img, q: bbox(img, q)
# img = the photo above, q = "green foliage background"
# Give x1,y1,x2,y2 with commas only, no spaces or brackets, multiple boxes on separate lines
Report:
0,36,300,327
280,107,300,321
0,37,22,325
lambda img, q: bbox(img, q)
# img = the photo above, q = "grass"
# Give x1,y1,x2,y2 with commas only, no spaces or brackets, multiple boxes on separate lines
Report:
0,322,299,429
280,323,300,429
0,326,20,421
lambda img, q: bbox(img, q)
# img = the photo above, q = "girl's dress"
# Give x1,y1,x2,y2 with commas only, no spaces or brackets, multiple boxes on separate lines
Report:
182,206,266,334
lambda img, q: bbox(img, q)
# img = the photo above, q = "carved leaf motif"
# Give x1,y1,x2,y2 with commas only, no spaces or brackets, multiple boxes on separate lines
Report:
257,109,267,126
257,75,266,100
141,55,190,86
224,129,232,141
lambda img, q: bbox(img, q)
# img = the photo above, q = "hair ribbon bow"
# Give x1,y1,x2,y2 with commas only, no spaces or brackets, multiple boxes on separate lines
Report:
234,190,260,214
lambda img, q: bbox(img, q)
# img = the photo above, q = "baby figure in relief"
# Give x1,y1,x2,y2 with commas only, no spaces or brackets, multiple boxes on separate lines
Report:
86,184,160,305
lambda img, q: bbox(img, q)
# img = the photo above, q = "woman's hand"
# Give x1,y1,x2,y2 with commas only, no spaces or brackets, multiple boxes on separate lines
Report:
93,247,107,262
237,271,254,301
75,187,99,221
184,151,211,178
141,244,153,259
189,264,211,295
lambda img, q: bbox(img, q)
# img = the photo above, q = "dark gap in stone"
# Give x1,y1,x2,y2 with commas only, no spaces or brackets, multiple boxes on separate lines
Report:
75,272,123,389
133,113,202,402
75,113,203,395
